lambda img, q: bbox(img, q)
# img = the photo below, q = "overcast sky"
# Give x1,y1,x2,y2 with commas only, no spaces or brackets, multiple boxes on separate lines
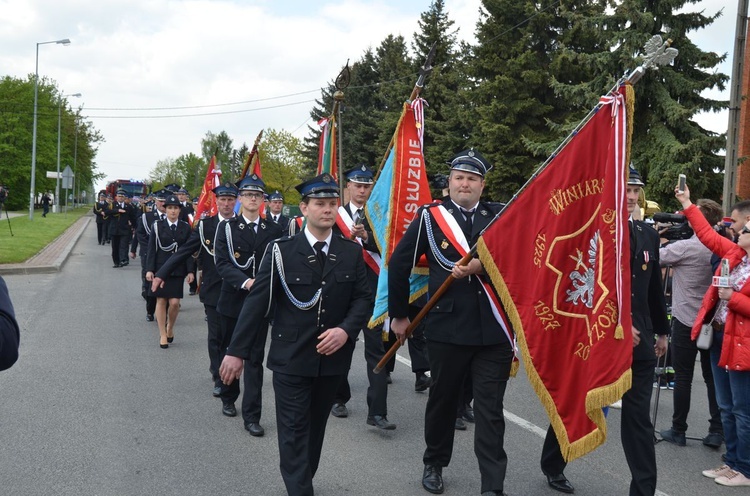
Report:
1,0,737,193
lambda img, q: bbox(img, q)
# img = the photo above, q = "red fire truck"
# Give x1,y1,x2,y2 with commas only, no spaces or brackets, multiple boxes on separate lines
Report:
105,179,150,200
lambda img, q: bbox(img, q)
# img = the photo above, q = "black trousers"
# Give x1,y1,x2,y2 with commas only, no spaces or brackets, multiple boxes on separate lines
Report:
333,325,388,417
273,372,341,496
540,425,566,476
218,314,267,424
623,358,658,496
96,222,105,244
111,234,129,265
204,304,222,386
424,340,513,493
669,318,723,435
139,255,156,316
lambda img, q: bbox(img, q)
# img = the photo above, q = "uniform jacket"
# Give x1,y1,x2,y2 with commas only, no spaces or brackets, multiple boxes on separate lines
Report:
629,219,670,362
104,201,135,236
214,215,283,318
684,204,750,371
334,203,380,292
93,200,109,224
226,232,372,377
268,212,291,232
0,276,19,371
145,219,194,277
155,215,225,307
131,210,163,256
179,202,195,224
388,198,507,346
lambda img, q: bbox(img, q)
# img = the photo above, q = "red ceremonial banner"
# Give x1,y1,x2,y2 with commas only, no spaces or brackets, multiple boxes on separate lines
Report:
477,86,633,462
193,155,221,225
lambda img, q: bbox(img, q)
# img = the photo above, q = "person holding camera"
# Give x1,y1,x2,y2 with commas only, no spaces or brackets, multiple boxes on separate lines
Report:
658,199,724,448
675,184,750,487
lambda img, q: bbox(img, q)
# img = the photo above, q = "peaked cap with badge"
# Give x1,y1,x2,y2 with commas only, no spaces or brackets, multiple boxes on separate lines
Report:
344,164,374,184
213,183,239,197
236,174,265,193
447,148,493,177
295,173,340,199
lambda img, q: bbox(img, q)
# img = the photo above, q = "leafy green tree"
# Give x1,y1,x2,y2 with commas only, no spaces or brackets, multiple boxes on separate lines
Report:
0,75,102,210
148,157,186,188
201,130,234,180
258,128,306,204
173,153,206,196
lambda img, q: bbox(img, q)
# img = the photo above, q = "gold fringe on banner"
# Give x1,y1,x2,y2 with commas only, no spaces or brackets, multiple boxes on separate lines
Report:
478,237,632,462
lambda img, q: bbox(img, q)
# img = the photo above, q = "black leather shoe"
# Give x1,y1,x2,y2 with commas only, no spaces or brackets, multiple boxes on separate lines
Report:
167,336,174,343
454,418,467,430
415,373,432,392
159,343,168,349
120,261,128,267
212,386,221,397
331,402,348,418
112,264,120,268
189,290,196,295
386,372,393,384
460,404,475,423
222,403,237,417
422,465,444,494
146,314,154,322
481,492,508,496
703,432,724,449
367,415,396,430
546,473,574,494
659,427,686,446
245,422,265,437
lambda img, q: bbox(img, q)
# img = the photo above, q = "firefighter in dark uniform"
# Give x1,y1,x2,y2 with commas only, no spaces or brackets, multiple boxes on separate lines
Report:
93,191,110,245
176,187,198,295
105,189,136,268
537,167,669,496
329,164,394,429
214,174,282,436
131,189,168,321
151,183,238,396
267,190,291,231
144,194,195,348
389,149,515,496
220,173,371,496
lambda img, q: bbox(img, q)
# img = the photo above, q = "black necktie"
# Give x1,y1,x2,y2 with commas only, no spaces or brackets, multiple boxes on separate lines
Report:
273,215,278,223
314,241,327,268
460,208,474,233
170,224,176,233
355,208,364,223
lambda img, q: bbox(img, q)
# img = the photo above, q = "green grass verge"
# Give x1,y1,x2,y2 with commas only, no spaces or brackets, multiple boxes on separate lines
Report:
0,208,90,264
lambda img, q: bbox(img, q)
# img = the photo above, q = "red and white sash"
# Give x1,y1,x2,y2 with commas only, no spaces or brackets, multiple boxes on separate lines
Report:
428,205,516,351
336,206,381,275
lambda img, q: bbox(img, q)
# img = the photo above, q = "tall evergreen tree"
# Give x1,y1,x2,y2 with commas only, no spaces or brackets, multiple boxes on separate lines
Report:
340,49,381,171
603,0,728,210
301,81,336,176
411,0,470,178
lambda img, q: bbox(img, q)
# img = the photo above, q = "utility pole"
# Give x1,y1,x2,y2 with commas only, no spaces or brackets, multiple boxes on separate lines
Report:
722,0,749,211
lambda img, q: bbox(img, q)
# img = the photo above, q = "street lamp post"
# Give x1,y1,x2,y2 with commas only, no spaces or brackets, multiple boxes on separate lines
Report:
56,92,80,213
29,38,71,220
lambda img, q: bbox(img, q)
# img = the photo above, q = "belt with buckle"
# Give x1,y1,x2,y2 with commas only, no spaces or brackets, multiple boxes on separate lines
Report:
711,321,725,332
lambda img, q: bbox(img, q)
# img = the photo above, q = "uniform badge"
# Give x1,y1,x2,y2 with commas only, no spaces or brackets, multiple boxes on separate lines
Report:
441,239,449,250
447,208,453,214
234,251,241,259
205,239,211,245
642,264,647,271
643,251,650,263
480,209,488,216
260,223,266,230
239,223,245,230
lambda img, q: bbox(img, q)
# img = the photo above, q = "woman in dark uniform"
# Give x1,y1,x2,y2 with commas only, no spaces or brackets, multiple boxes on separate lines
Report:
145,194,195,348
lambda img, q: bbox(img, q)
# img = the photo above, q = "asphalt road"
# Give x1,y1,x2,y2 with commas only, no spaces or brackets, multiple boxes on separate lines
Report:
0,221,727,495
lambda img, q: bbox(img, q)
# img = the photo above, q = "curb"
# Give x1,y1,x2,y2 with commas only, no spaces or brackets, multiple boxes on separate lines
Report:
0,216,91,275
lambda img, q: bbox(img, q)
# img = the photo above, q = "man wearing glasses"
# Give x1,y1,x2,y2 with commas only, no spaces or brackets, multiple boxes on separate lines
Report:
214,174,282,436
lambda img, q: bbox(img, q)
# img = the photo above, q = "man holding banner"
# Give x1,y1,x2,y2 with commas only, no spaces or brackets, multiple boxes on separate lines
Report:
330,164,394,430
389,149,514,496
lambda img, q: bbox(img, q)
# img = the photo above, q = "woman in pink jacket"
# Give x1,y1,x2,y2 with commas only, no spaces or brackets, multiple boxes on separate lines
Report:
676,185,750,487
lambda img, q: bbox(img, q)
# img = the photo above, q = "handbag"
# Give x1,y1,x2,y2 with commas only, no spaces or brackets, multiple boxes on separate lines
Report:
696,323,714,350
